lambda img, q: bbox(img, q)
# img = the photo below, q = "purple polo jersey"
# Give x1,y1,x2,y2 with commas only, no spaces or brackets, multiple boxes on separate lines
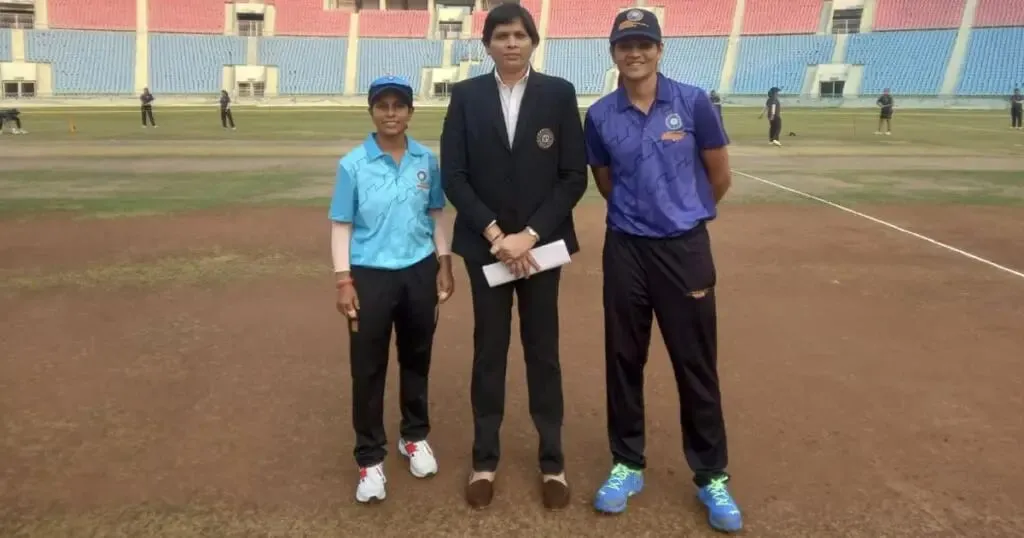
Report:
584,73,729,238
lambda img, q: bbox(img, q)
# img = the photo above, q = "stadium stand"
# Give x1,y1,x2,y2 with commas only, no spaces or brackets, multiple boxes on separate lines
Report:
846,30,958,94
0,29,11,62
955,27,1024,95
259,37,348,94
452,39,493,78
544,39,613,94
547,0,633,38
741,0,821,35
543,36,727,94
471,0,542,37
3,0,1022,100
660,37,729,90
47,0,136,31
149,0,226,34
872,0,964,31
359,10,431,38
659,0,735,37
24,30,135,94
973,0,1024,28
274,0,350,37
732,35,834,94
149,34,246,94
356,39,442,92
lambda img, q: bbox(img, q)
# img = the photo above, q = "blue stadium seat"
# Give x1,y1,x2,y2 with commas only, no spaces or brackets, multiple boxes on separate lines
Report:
0,29,11,62
452,40,493,78
149,33,245,94
955,27,1024,96
846,30,956,95
544,39,612,94
356,39,443,93
24,30,135,94
259,37,347,94
732,35,834,94
660,37,729,92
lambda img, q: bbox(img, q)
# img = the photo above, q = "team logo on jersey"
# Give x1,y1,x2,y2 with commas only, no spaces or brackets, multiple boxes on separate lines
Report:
665,113,683,130
536,128,555,149
416,170,429,190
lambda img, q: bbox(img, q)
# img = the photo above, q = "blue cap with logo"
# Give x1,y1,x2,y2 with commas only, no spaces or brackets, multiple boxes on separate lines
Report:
609,8,662,44
368,75,414,106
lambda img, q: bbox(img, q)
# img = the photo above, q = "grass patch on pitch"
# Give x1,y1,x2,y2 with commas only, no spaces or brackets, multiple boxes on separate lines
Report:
803,169,1024,205
0,170,332,219
0,250,326,293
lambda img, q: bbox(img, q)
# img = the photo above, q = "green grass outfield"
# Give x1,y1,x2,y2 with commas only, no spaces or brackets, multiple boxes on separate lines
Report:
10,105,1022,146
1,106,1022,219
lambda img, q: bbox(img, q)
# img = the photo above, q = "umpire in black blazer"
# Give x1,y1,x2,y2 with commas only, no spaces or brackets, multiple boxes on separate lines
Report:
440,2,588,512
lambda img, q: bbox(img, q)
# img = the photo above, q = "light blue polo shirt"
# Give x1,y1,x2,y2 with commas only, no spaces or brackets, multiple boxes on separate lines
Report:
328,134,445,270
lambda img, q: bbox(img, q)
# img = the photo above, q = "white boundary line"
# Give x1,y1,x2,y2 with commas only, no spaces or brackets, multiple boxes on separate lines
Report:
731,169,1024,280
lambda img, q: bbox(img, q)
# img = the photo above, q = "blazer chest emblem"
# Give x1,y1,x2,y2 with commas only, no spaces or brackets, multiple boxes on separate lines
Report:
536,128,555,149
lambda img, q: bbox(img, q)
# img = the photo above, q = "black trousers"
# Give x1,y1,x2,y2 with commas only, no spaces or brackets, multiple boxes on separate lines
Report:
141,106,155,126
0,116,21,130
769,116,782,141
465,260,564,475
221,108,235,128
1012,106,1022,128
349,254,439,468
602,225,729,487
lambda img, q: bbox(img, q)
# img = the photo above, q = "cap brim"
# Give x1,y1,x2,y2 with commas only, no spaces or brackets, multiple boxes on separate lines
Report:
369,84,413,104
610,31,660,44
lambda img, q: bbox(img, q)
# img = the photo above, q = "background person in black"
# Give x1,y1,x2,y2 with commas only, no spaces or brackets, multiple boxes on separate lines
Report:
220,90,236,130
876,88,894,135
1011,87,1022,130
758,87,782,146
709,90,723,125
0,108,26,135
140,88,156,128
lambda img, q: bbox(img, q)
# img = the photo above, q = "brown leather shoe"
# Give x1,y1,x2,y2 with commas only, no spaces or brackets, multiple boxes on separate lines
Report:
541,477,571,510
465,478,494,509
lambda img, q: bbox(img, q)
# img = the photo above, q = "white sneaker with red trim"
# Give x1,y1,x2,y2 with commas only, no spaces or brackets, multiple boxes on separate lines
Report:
356,463,386,503
398,439,438,478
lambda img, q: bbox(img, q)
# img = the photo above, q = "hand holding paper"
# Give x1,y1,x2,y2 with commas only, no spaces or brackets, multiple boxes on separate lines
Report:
482,240,572,287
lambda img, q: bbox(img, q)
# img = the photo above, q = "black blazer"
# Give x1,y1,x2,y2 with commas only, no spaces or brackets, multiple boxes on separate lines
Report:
441,69,588,265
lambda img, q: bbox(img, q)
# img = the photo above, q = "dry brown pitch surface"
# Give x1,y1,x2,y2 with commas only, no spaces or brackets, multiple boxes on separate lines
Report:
2,127,1024,537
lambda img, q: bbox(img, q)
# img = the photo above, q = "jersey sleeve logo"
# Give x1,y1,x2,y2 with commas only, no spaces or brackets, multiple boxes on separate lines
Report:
416,170,429,190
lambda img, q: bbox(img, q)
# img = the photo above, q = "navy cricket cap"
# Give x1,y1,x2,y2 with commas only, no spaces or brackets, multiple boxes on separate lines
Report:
368,75,414,106
610,8,662,45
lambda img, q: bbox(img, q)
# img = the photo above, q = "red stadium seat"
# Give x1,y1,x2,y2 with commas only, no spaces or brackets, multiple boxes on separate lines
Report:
973,0,1024,28
360,10,431,38
275,0,350,37
873,0,964,31
658,0,735,37
48,0,136,31
741,0,821,35
547,0,629,38
149,0,228,34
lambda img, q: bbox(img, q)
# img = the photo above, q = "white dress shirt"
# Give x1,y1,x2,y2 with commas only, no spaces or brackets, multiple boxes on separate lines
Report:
494,67,530,143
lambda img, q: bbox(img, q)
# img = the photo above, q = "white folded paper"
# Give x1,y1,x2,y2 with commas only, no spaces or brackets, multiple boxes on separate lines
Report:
482,239,572,288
